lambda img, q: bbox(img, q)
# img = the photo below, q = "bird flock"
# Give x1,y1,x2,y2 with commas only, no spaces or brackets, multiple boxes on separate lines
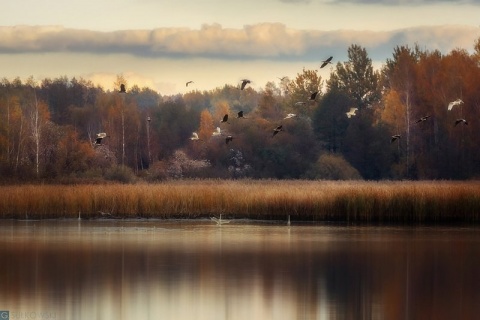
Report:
184,67,326,145
389,99,467,144
92,57,469,150
189,110,293,145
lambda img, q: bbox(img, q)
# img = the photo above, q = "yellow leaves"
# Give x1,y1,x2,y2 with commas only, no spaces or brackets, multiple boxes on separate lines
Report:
380,90,406,130
287,68,322,99
213,100,230,123
198,109,214,141
36,100,51,123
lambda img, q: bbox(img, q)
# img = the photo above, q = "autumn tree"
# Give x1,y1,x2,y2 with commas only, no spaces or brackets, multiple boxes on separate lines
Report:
435,49,480,178
304,153,362,180
313,89,353,153
473,37,480,65
23,79,52,178
3,95,27,175
342,110,392,179
286,68,323,117
256,82,283,120
183,90,211,112
328,44,381,110
381,45,420,178
152,98,199,159
324,44,385,178
198,109,215,141
213,100,231,124
210,84,257,116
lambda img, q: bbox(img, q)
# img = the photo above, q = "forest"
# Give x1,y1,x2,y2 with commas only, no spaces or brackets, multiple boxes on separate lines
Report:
1,40,480,183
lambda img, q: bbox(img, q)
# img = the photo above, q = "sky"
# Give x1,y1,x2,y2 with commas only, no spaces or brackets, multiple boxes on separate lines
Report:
1,0,480,95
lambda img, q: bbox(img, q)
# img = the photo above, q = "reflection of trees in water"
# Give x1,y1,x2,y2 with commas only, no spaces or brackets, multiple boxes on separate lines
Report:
1,229,479,319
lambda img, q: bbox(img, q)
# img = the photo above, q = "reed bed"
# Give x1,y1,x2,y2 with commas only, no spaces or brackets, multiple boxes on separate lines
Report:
1,180,480,223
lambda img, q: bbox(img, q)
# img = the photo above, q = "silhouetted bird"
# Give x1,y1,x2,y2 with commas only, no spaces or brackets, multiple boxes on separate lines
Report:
186,81,194,87
309,91,319,101
448,99,463,111
272,125,283,137
221,114,229,124
94,132,107,145
237,111,246,119
320,56,333,68
278,76,287,81
346,108,358,118
415,116,431,123
119,84,126,93
225,135,234,144
391,134,401,143
455,119,468,126
240,79,251,90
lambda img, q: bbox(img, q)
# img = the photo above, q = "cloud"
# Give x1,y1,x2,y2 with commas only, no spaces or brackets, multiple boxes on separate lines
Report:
0,24,479,62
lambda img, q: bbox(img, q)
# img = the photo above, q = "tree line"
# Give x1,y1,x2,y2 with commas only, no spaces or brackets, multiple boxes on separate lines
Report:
1,40,480,182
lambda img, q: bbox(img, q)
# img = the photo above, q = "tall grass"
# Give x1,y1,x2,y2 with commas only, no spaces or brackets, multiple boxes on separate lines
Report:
1,180,480,222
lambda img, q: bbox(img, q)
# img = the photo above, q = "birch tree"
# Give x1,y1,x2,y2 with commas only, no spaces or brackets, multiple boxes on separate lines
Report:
26,85,51,178
382,46,420,178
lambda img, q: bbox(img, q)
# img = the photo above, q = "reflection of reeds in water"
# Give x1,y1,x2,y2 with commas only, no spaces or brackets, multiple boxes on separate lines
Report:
1,180,480,222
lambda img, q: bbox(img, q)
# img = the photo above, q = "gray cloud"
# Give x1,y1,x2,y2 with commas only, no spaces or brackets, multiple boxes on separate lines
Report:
1,24,479,63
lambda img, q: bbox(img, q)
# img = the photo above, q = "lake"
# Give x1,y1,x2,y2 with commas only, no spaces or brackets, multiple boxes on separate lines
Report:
0,220,479,320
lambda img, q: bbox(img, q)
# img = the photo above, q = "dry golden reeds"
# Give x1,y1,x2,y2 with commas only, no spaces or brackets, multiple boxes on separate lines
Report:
0,180,479,222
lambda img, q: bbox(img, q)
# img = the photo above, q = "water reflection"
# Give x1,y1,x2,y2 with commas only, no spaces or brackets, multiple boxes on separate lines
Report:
0,220,479,320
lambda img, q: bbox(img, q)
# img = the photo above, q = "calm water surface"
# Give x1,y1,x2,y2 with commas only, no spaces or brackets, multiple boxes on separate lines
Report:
0,220,479,320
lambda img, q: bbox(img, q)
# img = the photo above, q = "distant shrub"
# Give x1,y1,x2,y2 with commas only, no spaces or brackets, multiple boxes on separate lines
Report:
146,151,211,181
146,161,169,181
92,145,117,169
305,153,362,180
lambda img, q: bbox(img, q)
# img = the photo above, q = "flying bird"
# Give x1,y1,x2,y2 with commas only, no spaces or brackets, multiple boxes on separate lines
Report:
448,99,463,111
455,119,468,126
220,114,229,124
278,76,287,81
346,108,358,118
190,132,200,141
309,91,319,101
119,84,126,93
272,125,283,137
320,56,333,68
186,81,194,87
237,111,246,119
225,135,234,144
240,79,251,90
415,116,431,124
391,134,401,143
284,113,297,120
212,127,222,136
94,132,107,145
